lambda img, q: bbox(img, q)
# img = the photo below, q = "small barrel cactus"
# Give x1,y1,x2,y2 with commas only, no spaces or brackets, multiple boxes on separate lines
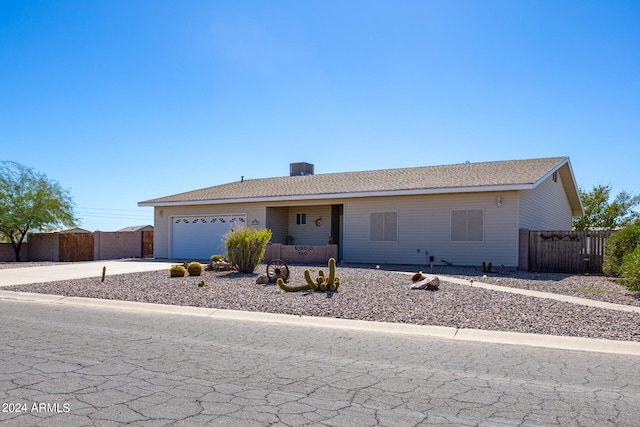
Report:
187,261,203,276
170,265,187,277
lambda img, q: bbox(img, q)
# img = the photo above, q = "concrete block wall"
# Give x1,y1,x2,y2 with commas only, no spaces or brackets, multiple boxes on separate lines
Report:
0,242,28,262
19,230,150,262
94,231,143,260
27,233,59,261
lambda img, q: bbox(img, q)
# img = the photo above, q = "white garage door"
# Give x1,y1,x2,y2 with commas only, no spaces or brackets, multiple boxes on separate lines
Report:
171,215,246,260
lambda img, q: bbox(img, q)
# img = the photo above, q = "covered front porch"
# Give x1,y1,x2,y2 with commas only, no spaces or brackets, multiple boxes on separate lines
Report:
263,204,343,264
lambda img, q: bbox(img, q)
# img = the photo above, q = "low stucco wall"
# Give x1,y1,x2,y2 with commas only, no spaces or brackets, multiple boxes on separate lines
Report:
265,244,338,264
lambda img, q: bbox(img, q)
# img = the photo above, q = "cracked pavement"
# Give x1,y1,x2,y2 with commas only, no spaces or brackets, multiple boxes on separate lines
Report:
2,300,640,426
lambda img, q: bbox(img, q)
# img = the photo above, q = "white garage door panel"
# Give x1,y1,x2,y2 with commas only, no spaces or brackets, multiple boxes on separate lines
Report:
172,215,246,260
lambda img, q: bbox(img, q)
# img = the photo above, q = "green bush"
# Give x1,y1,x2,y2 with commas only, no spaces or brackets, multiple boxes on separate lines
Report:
187,261,203,276
224,227,272,273
170,265,186,277
602,225,640,276
210,255,224,262
619,246,640,291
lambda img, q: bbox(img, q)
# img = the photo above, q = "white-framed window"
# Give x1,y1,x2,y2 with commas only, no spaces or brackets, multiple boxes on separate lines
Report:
369,211,398,242
296,213,306,225
451,209,484,242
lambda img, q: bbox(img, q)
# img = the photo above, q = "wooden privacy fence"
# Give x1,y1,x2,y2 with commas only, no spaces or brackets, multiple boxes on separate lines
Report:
59,232,95,262
528,230,614,274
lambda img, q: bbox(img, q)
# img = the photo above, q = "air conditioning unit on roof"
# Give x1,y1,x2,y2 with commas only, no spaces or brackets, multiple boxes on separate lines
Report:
290,162,314,176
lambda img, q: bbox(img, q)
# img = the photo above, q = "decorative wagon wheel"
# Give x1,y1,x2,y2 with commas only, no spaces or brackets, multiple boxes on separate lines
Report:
266,259,290,283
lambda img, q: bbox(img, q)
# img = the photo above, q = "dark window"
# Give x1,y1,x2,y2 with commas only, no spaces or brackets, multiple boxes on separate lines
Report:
451,209,484,242
370,211,398,241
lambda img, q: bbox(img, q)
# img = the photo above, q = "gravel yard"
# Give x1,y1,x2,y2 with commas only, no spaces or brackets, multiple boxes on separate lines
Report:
3,262,640,343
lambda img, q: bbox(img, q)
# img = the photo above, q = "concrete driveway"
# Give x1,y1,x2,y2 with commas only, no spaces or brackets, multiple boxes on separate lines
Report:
0,259,175,287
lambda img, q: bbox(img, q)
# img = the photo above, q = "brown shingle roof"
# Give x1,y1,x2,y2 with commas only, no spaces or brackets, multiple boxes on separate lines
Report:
140,157,571,206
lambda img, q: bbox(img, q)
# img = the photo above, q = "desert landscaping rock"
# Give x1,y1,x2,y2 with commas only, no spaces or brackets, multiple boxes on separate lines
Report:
4,263,640,343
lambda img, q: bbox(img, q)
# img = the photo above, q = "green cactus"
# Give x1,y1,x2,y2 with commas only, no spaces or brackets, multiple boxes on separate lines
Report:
170,265,187,277
482,261,493,274
278,258,340,292
276,277,317,292
187,261,203,276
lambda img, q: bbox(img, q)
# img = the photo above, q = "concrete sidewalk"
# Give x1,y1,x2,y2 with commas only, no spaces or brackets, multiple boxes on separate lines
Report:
0,259,175,286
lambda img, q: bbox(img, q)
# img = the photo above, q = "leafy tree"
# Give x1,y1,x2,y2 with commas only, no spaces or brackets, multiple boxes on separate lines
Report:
0,161,77,261
573,185,640,230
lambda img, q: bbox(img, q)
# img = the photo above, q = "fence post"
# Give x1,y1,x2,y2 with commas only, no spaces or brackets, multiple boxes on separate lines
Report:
518,228,529,271
94,231,100,260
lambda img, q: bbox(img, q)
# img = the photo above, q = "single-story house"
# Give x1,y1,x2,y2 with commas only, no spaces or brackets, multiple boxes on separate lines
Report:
138,157,583,267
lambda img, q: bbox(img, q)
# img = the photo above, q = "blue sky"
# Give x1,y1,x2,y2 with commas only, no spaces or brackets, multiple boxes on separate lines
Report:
1,0,639,231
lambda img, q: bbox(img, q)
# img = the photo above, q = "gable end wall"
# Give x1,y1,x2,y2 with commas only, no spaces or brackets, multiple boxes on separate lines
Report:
518,173,573,230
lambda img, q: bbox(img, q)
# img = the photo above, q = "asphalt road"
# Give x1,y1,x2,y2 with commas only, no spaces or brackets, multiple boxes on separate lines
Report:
2,300,640,427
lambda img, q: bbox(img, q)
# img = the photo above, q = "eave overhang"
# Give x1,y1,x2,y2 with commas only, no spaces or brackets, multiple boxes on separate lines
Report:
138,183,538,208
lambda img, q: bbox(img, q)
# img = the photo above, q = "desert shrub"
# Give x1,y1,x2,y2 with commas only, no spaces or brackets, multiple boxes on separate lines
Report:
619,246,640,291
602,225,640,276
187,261,203,276
210,255,224,262
170,265,186,277
224,227,272,273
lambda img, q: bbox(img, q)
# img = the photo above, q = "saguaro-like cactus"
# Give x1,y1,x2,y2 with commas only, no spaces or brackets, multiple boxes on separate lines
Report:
277,258,341,292
482,261,493,274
